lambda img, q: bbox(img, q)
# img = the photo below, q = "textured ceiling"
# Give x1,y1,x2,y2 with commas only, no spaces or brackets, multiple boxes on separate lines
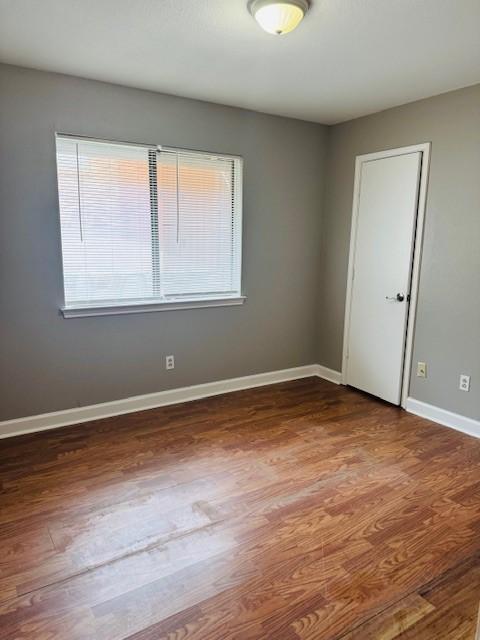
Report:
0,0,479,124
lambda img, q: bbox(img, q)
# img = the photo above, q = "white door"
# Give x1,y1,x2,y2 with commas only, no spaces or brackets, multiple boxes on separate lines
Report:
345,151,422,404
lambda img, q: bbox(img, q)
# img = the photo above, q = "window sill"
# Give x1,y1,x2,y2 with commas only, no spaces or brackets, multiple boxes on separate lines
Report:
61,296,246,318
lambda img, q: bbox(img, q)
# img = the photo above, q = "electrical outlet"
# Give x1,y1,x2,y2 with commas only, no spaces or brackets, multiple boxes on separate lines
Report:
166,355,175,370
417,362,427,378
459,374,470,392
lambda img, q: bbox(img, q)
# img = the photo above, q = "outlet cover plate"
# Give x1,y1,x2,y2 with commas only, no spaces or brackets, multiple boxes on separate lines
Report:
459,374,470,391
417,362,427,378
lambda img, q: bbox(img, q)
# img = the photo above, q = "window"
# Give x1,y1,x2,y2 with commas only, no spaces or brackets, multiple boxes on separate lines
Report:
55,135,243,317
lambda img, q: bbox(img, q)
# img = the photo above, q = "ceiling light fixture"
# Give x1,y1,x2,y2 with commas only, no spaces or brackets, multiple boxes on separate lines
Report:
248,0,310,35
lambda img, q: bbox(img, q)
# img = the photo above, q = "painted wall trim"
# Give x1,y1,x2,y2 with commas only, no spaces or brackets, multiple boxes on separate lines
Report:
315,365,342,385
0,364,341,440
62,296,246,318
406,397,480,439
6,369,478,443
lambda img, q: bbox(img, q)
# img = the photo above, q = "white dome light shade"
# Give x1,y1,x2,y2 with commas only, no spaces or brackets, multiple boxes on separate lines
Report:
249,0,310,35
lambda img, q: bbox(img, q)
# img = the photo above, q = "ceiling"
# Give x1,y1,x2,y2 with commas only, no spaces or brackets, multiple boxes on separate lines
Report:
0,0,479,124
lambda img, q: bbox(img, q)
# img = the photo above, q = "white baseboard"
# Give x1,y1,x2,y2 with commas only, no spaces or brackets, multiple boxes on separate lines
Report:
406,397,480,439
315,365,342,385
0,364,341,440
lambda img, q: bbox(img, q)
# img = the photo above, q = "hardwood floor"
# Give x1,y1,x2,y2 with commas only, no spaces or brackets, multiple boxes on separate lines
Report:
0,377,479,639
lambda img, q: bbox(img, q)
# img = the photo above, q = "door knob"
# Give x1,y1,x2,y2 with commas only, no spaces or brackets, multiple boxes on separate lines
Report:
385,293,405,302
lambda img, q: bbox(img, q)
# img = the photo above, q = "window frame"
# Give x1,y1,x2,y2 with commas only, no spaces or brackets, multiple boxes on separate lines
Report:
55,134,245,318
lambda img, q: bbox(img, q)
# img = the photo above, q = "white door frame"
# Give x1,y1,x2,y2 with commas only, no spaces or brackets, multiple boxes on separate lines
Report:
341,143,431,408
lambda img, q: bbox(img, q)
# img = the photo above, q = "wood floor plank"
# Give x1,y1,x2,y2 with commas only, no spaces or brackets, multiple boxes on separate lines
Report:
351,593,436,639
0,377,479,639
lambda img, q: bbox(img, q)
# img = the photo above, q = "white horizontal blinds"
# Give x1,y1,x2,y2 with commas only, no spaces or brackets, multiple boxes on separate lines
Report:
56,136,242,309
57,137,154,306
157,150,241,298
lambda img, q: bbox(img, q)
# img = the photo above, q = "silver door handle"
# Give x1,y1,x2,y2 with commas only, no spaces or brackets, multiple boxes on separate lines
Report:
386,293,405,302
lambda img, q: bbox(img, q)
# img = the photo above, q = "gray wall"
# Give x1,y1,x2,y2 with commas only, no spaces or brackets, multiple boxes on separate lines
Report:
2,63,478,424
0,64,327,421
318,84,480,420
